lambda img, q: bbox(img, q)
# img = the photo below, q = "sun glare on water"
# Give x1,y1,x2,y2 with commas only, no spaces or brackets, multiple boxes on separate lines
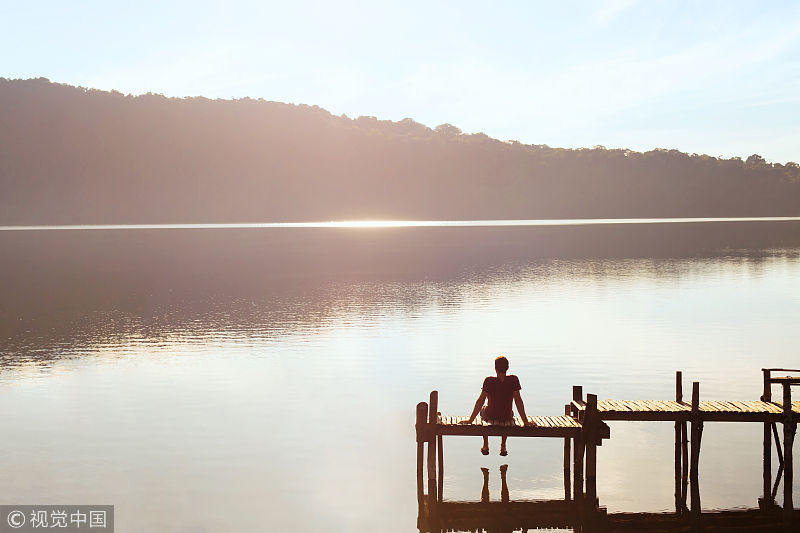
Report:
325,220,427,228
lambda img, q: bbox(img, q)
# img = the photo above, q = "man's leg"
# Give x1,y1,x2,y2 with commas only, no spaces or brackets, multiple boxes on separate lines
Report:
481,467,490,502
500,464,509,502
500,435,508,455
481,435,489,454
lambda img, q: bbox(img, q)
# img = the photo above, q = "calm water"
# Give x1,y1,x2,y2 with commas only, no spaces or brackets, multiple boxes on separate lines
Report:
1,220,799,532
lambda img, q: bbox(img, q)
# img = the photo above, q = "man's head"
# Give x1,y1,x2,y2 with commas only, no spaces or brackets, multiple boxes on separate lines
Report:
494,356,509,375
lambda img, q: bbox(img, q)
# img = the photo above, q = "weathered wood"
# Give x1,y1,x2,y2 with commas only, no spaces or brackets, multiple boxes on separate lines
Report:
772,438,784,500
783,382,794,529
564,404,571,501
681,420,689,513
675,371,683,515
573,385,583,402
591,401,791,423
437,424,581,438
585,393,598,506
572,386,583,418
573,432,585,508
772,422,784,469
437,434,443,502
598,421,611,441
770,420,786,502
763,369,773,508
416,402,428,510
690,381,702,526
573,384,585,511
772,376,800,384
428,390,438,519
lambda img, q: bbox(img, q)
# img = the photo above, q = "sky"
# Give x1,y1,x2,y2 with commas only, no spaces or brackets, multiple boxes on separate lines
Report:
2,0,800,163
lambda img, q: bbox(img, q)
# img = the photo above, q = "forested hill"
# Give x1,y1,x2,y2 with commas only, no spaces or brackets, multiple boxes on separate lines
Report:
1,78,799,224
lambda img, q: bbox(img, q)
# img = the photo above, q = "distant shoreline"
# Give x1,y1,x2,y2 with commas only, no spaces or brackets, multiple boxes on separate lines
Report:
2,216,800,231
4,79,800,228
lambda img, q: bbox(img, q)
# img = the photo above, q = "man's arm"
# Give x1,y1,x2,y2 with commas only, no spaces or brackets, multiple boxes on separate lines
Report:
460,390,487,424
513,390,532,426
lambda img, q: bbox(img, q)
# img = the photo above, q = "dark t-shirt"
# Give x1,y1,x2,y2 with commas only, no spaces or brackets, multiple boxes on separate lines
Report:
482,375,521,420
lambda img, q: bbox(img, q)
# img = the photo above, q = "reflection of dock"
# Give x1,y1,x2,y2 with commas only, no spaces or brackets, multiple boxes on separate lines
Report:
418,500,800,532
415,369,799,531
420,499,578,531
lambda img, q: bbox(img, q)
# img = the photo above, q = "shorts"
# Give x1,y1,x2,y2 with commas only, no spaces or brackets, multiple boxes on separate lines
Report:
480,406,513,424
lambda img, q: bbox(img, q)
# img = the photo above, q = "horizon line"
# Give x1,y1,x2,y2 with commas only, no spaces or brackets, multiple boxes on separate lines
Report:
3,216,800,231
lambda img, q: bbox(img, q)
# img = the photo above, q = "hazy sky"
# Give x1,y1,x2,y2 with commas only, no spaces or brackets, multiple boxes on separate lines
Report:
3,0,799,163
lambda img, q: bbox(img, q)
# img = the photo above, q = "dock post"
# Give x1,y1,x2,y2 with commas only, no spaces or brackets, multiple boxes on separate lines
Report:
427,391,438,522
573,386,585,508
416,402,428,512
782,382,794,530
675,371,683,516
681,417,689,513
437,434,443,502
572,385,583,413
762,369,773,509
690,381,703,528
564,404,572,501
585,393,598,508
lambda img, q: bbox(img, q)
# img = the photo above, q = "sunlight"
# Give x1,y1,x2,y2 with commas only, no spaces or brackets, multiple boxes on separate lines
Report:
325,220,414,228
3,217,800,231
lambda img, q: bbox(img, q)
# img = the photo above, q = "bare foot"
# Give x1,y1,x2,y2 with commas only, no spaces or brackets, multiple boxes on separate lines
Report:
481,445,489,455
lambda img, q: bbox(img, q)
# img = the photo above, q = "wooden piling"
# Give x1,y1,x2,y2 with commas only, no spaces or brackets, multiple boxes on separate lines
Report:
437,434,444,502
585,393,598,507
782,382,793,529
416,402,428,511
771,422,784,501
428,390,438,519
690,381,703,526
564,404,572,501
573,386,585,507
762,369,772,508
681,418,689,513
574,436,585,509
573,386,583,407
675,371,683,515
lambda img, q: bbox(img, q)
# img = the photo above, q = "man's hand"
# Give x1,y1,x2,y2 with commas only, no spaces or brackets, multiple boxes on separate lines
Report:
459,419,474,425
522,417,535,427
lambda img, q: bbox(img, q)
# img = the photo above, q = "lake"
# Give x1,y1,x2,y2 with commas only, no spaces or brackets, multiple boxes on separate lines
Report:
1,219,799,532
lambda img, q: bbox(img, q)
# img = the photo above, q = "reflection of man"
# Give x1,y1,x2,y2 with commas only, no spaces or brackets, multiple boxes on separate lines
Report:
460,356,531,456
481,465,513,533
481,464,509,503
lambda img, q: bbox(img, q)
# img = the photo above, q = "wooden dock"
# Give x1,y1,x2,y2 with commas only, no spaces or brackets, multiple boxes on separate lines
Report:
415,368,799,532
584,398,800,422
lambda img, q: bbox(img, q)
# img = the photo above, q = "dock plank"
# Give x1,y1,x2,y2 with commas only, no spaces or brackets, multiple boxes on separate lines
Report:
435,413,582,437
590,398,800,422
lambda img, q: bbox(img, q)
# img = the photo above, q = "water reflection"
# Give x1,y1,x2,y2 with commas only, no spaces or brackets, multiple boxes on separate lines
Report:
482,465,511,504
3,223,800,370
418,466,795,532
420,465,575,532
1,224,800,531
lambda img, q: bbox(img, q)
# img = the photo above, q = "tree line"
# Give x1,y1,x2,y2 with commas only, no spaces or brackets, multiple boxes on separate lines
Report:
1,77,798,224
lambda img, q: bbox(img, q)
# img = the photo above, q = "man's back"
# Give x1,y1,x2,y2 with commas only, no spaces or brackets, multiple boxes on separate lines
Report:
482,374,521,421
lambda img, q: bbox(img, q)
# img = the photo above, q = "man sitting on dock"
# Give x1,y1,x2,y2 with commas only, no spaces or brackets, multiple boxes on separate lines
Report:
460,356,532,455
